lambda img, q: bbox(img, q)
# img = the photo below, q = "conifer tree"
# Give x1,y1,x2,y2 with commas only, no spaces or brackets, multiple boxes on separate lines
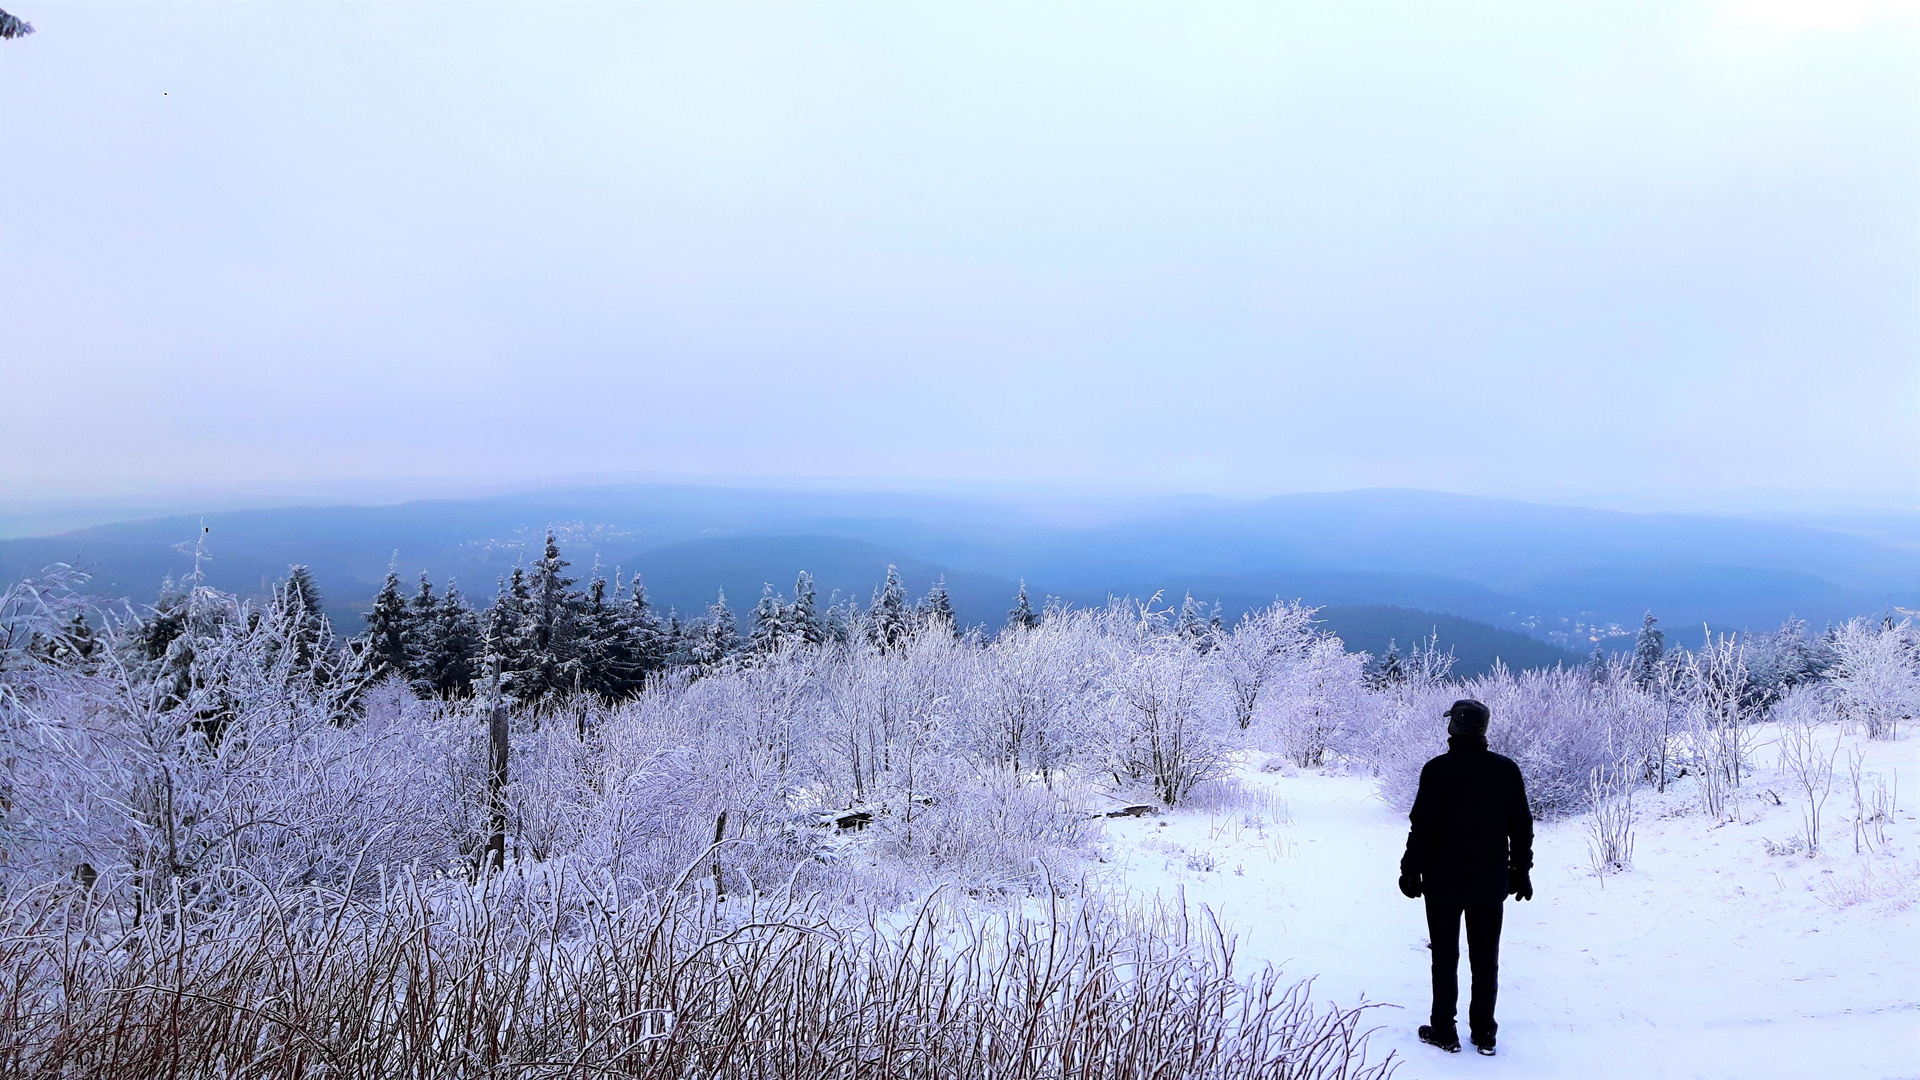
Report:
405,572,436,678
363,568,411,681
1631,612,1665,689
790,571,824,645
916,576,957,637
489,568,537,702
1368,639,1406,689
869,565,910,652
272,565,334,677
618,573,666,684
825,597,856,646
662,608,690,669
54,611,100,667
137,576,191,663
749,583,788,654
415,578,481,698
522,531,586,702
1178,594,1209,649
577,568,630,698
1007,580,1040,632
691,590,738,669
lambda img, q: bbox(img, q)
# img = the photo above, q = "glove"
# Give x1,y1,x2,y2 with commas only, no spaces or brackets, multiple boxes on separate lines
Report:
1509,868,1533,901
1398,871,1423,899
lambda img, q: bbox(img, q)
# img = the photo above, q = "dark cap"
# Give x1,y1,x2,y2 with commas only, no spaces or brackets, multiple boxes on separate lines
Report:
1443,698,1490,735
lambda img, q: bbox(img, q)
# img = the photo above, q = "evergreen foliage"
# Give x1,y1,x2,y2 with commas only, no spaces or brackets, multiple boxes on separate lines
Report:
916,575,957,637
1008,580,1040,631
363,569,411,681
1631,612,1666,689
869,565,910,652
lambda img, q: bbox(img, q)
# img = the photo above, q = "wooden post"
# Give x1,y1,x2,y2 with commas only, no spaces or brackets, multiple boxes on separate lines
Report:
486,655,509,872
711,810,727,903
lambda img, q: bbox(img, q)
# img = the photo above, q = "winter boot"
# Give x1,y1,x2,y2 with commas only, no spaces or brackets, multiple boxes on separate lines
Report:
1471,1034,1496,1057
1418,1025,1461,1053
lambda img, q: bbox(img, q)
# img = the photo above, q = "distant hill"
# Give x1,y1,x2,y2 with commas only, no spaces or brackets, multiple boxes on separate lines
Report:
1310,606,1585,677
0,485,1910,654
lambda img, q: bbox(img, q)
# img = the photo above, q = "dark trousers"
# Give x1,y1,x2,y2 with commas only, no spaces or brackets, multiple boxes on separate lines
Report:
1424,895,1503,1039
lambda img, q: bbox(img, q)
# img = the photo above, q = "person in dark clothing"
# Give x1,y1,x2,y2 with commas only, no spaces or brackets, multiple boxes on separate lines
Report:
1398,698,1534,1057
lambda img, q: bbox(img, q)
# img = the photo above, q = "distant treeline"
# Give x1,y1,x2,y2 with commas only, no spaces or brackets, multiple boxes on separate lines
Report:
351,531,1034,705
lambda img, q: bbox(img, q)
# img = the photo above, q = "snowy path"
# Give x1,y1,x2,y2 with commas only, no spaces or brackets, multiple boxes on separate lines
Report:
1096,732,1920,1080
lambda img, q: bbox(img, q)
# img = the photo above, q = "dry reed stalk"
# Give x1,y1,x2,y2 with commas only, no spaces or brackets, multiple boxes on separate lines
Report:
0,873,1397,1080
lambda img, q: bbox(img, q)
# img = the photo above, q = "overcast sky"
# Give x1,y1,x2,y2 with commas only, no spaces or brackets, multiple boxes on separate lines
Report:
1,2,1915,512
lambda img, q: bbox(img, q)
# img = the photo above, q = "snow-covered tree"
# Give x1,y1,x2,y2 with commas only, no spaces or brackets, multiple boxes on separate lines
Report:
1366,639,1406,689
1630,612,1665,689
748,583,789,654
1006,580,1040,633
690,590,739,670
264,564,339,693
415,578,481,698
1827,617,1919,740
1215,601,1317,729
916,576,957,637
0,8,33,40
868,566,911,652
790,571,824,645
1263,635,1368,768
362,568,412,681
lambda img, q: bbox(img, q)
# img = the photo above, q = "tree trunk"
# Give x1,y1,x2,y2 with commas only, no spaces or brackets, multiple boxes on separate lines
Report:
485,657,509,872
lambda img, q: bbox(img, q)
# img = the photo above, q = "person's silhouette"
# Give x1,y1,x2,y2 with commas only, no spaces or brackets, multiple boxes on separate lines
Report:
1397,698,1534,1056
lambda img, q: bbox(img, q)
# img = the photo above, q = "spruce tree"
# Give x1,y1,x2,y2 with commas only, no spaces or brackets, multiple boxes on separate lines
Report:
523,531,586,702
488,568,537,703
58,611,100,666
405,572,436,678
577,568,629,698
363,568,411,681
415,578,482,698
1369,639,1406,688
1007,580,1040,632
1178,594,1209,649
790,571,824,645
273,565,334,677
749,583,788,654
869,565,910,652
691,590,738,668
1631,612,1665,689
662,609,691,669
916,576,957,637
618,573,667,685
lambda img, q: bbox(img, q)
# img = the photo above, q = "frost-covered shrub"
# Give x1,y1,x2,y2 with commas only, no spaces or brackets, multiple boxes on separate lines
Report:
1255,636,1369,768
1367,666,1658,819
1213,602,1318,729
872,771,1094,887
1827,618,1919,740
1093,609,1236,806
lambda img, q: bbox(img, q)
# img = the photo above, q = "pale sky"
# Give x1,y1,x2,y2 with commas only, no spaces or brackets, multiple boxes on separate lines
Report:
1,2,1915,511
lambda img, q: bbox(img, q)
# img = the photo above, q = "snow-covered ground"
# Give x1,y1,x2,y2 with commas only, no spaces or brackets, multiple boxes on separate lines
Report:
1095,727,1920,1080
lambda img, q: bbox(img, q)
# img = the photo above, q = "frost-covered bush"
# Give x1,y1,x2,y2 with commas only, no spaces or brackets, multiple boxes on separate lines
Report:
1255,636,1369,768
1367,666,1661,819
1827,617,1919,740
1213,601,1317,729
1091,604,1236,806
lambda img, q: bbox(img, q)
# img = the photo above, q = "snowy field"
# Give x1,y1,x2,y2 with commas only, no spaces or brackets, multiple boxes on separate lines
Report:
1097,725,1920,1080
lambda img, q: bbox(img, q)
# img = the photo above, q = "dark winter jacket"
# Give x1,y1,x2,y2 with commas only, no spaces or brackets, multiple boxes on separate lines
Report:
1400,736,1534,906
